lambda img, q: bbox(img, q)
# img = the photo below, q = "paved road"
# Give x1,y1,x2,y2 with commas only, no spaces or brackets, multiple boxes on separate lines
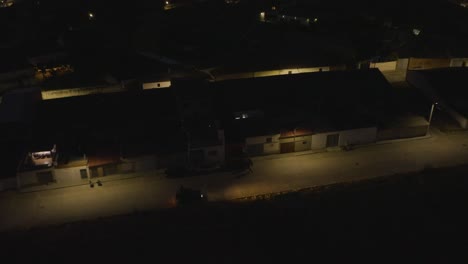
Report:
2,129,468,232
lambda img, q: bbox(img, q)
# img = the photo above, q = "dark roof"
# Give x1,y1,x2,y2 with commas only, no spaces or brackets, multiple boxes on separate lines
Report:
0,51,32,74
34,88,183,156
189,127,221,148
41,70,110,90
107,53,170,81
0,87,42,125
87,144,121,167
213,69,393,137
224,118,278,141
420,67,468,116
211,24,353,76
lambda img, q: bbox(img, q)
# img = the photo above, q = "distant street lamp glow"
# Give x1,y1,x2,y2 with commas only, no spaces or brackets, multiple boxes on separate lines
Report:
412,28,421,36
88,12,95,20
165,1,169,4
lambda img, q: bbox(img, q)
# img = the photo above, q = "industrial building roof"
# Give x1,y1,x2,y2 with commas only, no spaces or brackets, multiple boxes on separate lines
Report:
212,69,393,139
33,88,183,159
418,67,468,116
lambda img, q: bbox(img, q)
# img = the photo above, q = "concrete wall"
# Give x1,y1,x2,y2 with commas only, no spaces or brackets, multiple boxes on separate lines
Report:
0,177,17,191
396,58,409,71
199,145,225,165
17,168,53,188
408,58,451,70
54,166,88,186
377,126,428,140
142,81,171,90
450,58,468,67
263,142,280,154
311,133,328,149
311,127,377,149
41,85,125,100
370,61,397,72
294,135,312,152
215,67,330,81
245,128,375,154
246,134,282,155
254,67,330,78
339,127,377,146
246,134,281,145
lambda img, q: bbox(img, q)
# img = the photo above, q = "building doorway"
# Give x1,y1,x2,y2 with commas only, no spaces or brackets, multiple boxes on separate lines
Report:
326,134,339,147
280,142,295,153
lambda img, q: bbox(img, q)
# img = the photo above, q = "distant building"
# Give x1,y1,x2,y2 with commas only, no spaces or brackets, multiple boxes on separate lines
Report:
212,69,427,157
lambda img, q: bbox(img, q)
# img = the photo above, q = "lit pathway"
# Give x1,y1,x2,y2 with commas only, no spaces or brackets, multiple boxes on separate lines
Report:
2,129,468,232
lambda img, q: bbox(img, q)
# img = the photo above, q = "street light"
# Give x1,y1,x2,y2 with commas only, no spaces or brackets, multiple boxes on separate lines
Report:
427,102,438,135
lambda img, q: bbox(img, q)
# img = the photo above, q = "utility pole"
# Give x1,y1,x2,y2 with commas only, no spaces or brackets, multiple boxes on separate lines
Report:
427,102,438,135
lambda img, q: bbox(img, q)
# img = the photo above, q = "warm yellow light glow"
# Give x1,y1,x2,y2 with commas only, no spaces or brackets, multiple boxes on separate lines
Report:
259,11,265,21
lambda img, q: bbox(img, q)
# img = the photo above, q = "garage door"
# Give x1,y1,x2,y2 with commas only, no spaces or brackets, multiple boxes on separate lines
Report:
280,142,295,153
326,134,339,147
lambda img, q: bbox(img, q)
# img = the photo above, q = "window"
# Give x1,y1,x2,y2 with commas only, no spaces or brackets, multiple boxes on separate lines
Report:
266,137,272,143
157,83,161,87
80,169,88,179
208,150,218,156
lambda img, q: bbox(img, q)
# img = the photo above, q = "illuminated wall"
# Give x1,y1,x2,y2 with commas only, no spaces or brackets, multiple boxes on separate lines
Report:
215,66,331,81
41,85,125,100
408,58,451,70
142,81,171,89
370,61,397,72
450,58,468,67
246,134,281,155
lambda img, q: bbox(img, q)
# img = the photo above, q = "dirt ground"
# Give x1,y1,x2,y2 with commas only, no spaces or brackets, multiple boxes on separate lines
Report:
3,165,468,263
